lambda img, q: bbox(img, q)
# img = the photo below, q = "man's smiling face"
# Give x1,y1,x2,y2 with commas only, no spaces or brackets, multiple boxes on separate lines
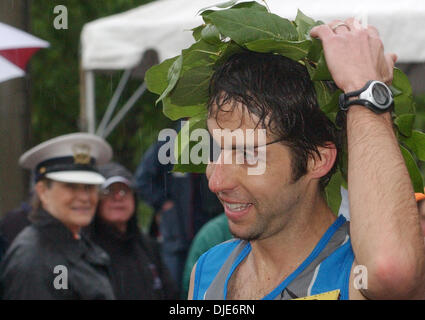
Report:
206,101,310,241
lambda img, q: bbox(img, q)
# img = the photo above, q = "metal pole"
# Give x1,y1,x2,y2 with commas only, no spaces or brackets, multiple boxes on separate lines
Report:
96,69,132,137
85,70,96,134
103,82,146,138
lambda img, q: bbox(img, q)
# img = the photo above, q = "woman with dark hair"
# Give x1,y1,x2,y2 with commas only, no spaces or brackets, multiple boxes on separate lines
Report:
85,162,178,300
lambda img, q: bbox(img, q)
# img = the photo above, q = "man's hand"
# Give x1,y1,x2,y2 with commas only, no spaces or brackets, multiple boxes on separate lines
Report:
310,18,397,93
310,18,425,299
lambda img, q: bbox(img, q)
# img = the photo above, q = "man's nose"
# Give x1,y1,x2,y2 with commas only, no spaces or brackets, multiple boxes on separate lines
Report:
207,151,238,194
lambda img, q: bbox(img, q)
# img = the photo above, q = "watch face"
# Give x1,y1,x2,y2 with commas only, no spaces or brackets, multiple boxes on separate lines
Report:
372,83,390,106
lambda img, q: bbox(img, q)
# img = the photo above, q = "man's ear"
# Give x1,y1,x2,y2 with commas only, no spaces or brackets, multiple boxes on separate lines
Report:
308,142,337,180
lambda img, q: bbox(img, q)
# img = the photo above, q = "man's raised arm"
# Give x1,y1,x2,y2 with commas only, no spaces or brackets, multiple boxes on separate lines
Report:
311,19,425,299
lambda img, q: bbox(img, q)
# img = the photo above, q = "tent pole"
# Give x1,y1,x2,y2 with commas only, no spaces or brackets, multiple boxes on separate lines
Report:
79,59,88,132
85,70,96,134
103,82,146,138
96,69,132,137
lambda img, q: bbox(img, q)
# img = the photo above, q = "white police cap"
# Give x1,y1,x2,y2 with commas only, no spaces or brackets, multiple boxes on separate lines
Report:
19,132,113,185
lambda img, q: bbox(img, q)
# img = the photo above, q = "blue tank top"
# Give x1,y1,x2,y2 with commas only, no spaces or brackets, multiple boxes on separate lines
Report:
193,215,354,300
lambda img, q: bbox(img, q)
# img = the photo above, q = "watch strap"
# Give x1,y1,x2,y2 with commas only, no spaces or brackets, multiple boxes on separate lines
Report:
344,81,373,99
339,98,391,114
339,80,393,113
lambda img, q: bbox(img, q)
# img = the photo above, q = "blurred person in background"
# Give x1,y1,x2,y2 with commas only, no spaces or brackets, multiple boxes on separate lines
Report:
85,162,178,299
0,133,115,300
135,125,223,294
0,202,31,250
0,172,36,250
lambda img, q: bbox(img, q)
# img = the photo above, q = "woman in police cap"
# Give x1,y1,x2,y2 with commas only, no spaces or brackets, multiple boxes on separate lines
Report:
0,133,115,300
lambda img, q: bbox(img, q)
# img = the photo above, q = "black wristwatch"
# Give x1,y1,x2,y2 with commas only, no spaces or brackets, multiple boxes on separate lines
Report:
339,80,394,114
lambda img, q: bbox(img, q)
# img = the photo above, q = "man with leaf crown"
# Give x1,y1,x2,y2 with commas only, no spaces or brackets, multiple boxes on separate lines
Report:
146,1,425,300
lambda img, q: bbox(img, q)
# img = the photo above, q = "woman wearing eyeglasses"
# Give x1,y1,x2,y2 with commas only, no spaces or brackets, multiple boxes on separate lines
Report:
85,162,178,300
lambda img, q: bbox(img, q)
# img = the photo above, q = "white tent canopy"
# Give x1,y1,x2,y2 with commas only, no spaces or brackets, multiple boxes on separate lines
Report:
80,0,425,136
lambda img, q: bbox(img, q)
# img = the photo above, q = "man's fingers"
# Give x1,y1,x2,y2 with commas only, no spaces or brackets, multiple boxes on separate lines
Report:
388,53,398,64
346,17,366,31
384,53,396,84
310,23,334,40
367,25,380,38
384,54,396,70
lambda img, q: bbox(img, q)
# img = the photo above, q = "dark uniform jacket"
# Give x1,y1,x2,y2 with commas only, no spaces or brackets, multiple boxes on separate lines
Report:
0,201,31,249
0,208,115,300
85,213,178,300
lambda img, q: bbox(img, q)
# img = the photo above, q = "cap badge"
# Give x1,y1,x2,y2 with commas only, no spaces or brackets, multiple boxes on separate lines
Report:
72,144,91,164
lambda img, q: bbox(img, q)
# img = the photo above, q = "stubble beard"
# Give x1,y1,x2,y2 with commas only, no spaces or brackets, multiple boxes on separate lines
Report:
229,202,286,242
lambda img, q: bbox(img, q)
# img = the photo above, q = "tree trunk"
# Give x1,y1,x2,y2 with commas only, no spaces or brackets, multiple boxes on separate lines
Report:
0,0,31,216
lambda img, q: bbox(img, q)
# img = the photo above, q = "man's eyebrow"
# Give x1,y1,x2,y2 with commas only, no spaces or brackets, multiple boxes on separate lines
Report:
208,127,281,149
231,138,285,150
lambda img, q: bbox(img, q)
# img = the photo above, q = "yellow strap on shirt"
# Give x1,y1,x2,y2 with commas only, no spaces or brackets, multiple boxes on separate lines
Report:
293,289,340,300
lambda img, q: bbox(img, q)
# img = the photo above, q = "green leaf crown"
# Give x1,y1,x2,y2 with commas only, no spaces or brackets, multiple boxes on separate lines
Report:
145,0,423,213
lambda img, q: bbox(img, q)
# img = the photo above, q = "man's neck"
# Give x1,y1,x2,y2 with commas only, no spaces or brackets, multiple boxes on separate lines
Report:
252,195,335,275
254,203,335,269
228,194,336,299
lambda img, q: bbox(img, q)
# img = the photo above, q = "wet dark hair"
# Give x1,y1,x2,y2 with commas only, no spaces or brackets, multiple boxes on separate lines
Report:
208,51,341,189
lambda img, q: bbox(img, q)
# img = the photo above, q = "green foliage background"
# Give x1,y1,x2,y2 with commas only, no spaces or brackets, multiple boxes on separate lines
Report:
30,0,173,171
414,94,425,177
30,1,175,229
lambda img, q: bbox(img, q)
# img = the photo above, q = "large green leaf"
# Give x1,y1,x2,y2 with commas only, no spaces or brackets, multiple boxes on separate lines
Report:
313,81,333,109
400,145,424,193
311,52,332,81
306,37,323,62
180,40,221,75
162,97,206,120
321,88,343,115
244,39,311,61
200,0,268,19
155,55,183,104
197,0,239,15
231,1,269,11
294,9,315,40
173,113,209,173
389,84,402,97
325,170,343,215
394,114,415,137
144,56,178,95
192,25,206,42
401,130,425,161
394,92,415,116
392,68,412,96
205,8,298,45
214,41,245,66
392,67,415,115
170,66,212,106
201,24,221,44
